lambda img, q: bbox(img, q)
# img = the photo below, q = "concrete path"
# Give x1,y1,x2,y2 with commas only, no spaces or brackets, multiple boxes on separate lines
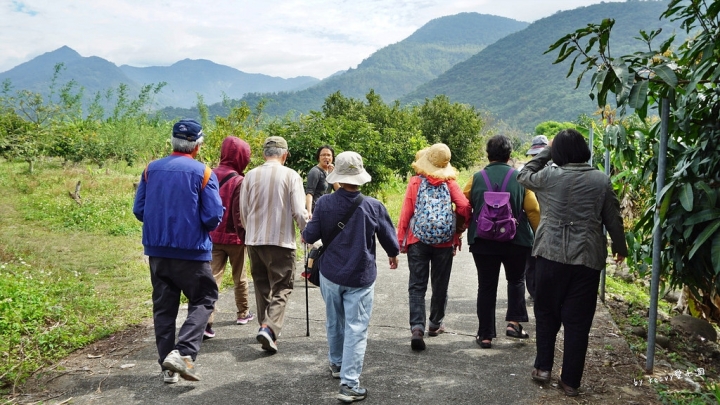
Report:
39,248,577,404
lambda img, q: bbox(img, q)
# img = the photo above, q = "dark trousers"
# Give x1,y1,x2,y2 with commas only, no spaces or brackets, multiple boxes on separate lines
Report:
407,242,454,332
525,254,537,299
149,257,218,368
533,256,600,389
472,247,529,339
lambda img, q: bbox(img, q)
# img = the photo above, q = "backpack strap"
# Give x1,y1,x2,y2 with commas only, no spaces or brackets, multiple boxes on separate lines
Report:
323,195,364,249
480,170,494,191
144,161,212,189
500,169,516,192
481,169,515,192
201,165,212,189
143,162,152,183
218,171,238,189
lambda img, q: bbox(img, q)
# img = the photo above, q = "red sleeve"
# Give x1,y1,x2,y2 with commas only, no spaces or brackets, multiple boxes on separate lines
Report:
447,179,472,231
226,178,245,241
397,176,421,251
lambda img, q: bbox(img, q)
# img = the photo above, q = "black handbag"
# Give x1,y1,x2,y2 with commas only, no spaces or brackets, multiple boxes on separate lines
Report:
305,195,364,286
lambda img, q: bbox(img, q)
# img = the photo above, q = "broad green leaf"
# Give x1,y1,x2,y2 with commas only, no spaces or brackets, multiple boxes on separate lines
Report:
628,80,649,109
652,65,678,87
712,233,720,276
688,219,720,259
679,182,694,211
683,209,720,226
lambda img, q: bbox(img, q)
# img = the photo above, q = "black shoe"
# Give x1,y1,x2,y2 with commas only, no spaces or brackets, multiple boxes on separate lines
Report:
411,329,425,351
506,323,530,339
338,384,367,402
475,336,492,349
558,379,579,397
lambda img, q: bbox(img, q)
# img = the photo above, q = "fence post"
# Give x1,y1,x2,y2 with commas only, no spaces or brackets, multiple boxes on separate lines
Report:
646,98,669,373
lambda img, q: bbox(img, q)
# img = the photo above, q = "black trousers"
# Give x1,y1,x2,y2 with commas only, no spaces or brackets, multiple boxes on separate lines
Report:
533,256,600,389
525,253,537,299
150,257,218,368
472,246,530,339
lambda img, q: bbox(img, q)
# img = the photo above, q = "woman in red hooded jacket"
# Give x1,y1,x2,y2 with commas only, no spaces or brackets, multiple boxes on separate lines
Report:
204,136,254,339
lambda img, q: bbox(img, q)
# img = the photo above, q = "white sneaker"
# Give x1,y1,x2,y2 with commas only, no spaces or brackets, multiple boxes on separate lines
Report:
163,369,179,384
161,350,200,381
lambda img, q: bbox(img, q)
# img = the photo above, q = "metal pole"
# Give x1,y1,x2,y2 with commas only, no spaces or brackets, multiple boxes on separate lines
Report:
304,244,310,337
646,98,669,373
588,125,594,164
600,147,610,303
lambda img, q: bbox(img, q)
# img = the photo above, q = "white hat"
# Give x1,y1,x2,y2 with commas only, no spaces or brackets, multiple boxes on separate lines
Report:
326,151,372,186
526,135,549,155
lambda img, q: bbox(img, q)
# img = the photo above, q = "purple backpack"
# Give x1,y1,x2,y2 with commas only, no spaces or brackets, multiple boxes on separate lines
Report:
475,169,517,242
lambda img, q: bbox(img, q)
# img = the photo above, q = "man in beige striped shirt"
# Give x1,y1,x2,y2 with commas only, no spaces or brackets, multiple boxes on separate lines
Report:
239,136,309,354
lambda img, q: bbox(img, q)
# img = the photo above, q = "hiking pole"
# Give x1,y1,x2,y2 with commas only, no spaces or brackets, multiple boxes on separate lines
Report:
304,243,310,337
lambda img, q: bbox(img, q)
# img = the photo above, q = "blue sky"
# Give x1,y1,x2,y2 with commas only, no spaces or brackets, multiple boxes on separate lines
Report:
0,0,623,79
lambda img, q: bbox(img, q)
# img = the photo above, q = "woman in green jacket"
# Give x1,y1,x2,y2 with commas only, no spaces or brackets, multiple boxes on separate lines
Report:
463,135,540,349
517,129,627,397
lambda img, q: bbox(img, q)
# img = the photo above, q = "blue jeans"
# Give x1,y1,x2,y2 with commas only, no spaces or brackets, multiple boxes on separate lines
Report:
320,273,374,388
407,242,454,332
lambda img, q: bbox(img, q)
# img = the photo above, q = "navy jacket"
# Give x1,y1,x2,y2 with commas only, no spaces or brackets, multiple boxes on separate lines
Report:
302,188,400,288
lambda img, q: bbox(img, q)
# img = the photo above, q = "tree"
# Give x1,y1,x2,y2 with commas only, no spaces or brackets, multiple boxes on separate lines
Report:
416,95,485,170
546,0,720,320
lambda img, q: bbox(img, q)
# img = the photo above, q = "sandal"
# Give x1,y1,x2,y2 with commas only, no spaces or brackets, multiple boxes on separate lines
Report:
475,336,492,349
506,323,530,339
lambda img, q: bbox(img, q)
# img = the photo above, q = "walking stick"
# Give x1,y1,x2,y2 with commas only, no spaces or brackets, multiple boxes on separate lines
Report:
304,243,310,337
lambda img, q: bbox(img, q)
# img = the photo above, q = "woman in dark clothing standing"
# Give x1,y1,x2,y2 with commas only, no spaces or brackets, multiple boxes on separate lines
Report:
518,129,627,397
305,145,339,217
463,135,540,349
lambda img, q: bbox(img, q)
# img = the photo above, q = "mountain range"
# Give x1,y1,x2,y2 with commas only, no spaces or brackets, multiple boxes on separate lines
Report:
0,46,319,109
2,1,681,132
402,0,679,129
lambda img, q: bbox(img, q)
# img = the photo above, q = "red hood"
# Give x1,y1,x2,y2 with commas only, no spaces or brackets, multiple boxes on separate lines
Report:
217,136,250,174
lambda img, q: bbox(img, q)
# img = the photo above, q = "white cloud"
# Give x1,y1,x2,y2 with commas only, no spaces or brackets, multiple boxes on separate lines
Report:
0,0,624,79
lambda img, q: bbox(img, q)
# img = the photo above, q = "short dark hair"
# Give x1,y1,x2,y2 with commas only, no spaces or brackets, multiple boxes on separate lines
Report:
486,135,512,162
315,145,335,161
551,129,591,166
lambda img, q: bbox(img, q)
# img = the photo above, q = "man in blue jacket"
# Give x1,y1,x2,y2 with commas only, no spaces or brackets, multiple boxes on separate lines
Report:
133,119,224,384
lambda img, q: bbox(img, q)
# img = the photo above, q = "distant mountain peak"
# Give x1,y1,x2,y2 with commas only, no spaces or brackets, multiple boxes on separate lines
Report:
47,45,81,59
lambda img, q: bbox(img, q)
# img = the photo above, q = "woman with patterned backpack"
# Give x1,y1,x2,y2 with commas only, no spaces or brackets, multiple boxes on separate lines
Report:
463,134,540,349
397,143,471,351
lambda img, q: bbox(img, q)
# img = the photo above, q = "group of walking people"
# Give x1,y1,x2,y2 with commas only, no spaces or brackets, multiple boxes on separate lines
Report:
133,119,627,402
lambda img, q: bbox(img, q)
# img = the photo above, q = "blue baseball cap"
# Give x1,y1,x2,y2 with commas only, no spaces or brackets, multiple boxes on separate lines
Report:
172,119,204,141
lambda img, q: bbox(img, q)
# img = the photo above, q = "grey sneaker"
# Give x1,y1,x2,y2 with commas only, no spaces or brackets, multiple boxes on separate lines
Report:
337,384,367,403
330,363,341,379
162,369,179,384
161,350,200,381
